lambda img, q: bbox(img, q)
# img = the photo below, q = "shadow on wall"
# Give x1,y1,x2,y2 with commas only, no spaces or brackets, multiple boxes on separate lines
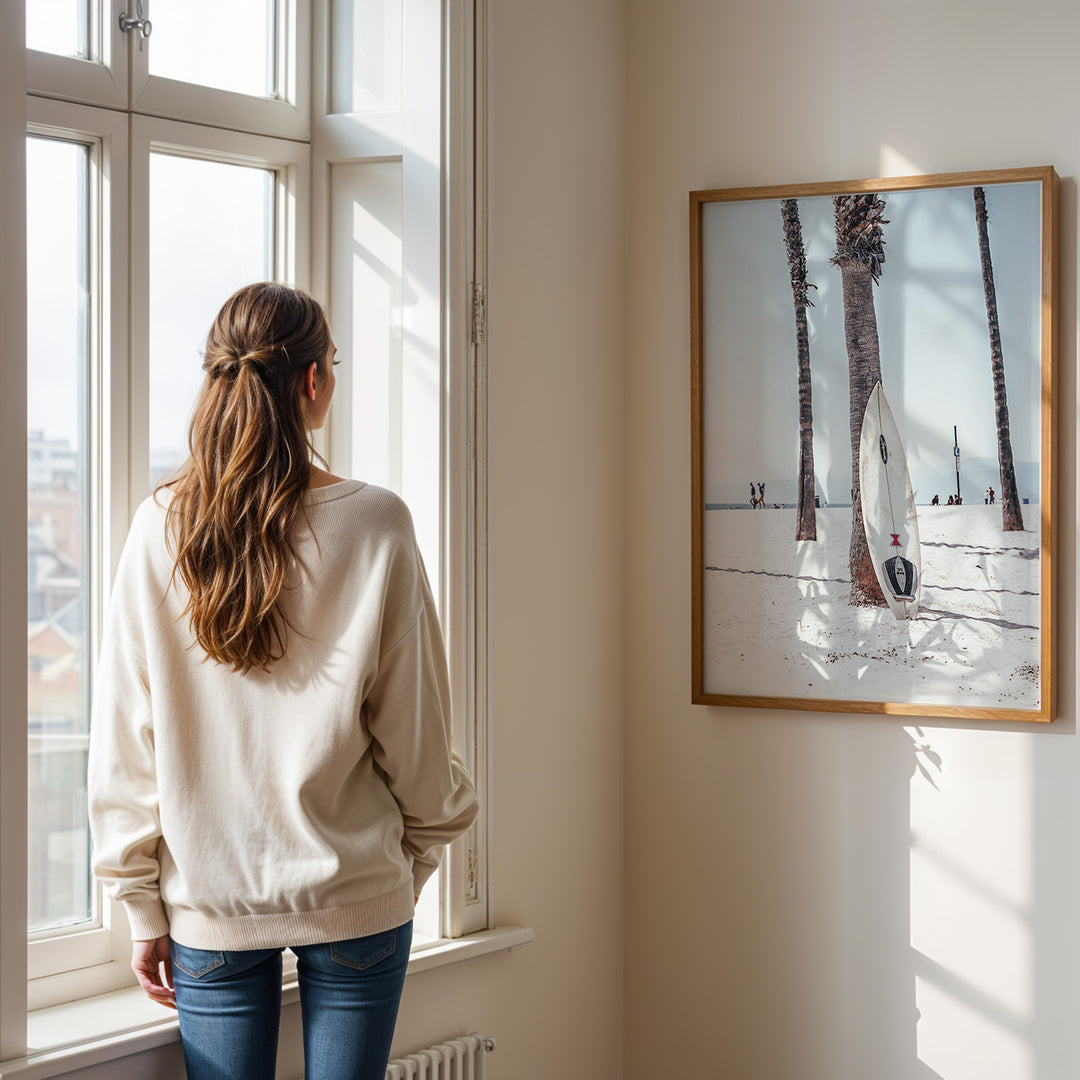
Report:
736,710,1076,1080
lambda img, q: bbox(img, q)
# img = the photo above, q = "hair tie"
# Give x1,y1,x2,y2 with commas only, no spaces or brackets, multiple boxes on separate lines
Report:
203,351,268,379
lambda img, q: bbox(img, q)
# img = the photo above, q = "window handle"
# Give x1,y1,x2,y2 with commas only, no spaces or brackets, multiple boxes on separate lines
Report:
119,0,152,38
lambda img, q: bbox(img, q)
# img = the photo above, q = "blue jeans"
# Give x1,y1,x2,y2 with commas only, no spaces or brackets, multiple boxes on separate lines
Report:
170,920,412,1080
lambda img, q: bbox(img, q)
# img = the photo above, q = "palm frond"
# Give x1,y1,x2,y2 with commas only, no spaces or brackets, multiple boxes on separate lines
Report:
831,193,889,282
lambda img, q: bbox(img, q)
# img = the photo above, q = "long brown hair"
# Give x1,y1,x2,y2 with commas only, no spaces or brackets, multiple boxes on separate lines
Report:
153,282,333,674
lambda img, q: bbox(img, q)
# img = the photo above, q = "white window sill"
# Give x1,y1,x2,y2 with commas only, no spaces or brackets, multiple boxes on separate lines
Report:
0,927,533,1080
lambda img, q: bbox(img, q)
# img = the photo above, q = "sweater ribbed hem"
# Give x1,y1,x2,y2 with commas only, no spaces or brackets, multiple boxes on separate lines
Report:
166,880,417,951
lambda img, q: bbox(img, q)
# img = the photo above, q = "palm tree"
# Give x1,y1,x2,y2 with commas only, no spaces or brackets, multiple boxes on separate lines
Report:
780,199,817,541
973,186,1024,532
832,193,888,606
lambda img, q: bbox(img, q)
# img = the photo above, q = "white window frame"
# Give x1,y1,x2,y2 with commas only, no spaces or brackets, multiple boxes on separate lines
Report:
24,96,129,999
26,0,128,111
130,0,311,141
27,0,311,139
442,0,490,939
0,7,29,1062
2,0,493,1056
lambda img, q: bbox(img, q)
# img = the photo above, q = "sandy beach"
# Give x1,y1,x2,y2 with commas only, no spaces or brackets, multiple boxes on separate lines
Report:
702,504,1041,709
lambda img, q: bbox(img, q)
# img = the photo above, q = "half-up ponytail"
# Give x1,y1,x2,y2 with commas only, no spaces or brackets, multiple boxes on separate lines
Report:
153,282,333,675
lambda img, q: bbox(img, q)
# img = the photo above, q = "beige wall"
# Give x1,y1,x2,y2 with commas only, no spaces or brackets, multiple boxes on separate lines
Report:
624,1,1077,1078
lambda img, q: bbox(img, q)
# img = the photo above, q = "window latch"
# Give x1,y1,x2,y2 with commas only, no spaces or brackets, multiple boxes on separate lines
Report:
119,0,152,38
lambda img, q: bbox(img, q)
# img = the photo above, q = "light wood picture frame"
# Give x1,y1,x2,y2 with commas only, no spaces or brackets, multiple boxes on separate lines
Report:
690,167,1057,721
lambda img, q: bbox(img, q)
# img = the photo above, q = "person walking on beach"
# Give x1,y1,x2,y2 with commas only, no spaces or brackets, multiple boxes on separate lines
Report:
88,283,479,1080
988,486,995,504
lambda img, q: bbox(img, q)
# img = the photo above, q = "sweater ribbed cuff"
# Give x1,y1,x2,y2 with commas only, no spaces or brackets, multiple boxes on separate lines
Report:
412,859,439,898
124,896,170,941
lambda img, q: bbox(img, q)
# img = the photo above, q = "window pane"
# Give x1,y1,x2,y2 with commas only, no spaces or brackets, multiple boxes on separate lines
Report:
330,0,402,115
26,0,89,58
149,0,277,99
26,136,93,933
149,154,274,488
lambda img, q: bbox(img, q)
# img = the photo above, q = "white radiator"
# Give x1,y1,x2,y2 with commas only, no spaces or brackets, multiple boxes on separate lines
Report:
385,1032,496,1080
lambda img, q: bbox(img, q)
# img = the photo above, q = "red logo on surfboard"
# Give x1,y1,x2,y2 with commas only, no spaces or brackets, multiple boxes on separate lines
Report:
890,533,901,547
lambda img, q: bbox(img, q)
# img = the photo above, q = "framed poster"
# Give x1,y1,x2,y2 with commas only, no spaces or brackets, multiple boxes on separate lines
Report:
690,167,1057,721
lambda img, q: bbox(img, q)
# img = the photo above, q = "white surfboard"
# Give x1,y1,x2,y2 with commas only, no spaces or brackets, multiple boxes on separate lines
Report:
858,382,921,620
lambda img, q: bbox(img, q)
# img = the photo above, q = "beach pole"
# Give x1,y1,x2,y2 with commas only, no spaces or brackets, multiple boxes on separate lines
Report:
953,425,962,503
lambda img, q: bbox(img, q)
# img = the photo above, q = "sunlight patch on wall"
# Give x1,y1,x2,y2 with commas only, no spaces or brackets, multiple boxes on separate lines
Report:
880,144,925,179
909,729,1034,1079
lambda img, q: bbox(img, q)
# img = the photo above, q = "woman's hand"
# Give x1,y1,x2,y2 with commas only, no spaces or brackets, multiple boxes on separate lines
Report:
131,935,176,1010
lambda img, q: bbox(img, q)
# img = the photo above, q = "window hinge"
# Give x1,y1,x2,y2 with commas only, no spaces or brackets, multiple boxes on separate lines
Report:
470,282,487,345
467,839,479,893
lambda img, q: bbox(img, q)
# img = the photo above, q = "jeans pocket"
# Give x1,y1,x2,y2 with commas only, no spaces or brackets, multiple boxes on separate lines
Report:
328,927,400,971
170,942,226,979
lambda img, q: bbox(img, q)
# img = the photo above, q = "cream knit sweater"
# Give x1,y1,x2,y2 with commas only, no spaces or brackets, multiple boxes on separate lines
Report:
88,479,478,950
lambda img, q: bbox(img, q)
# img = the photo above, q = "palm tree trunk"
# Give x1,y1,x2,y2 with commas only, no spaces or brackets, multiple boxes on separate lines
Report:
833,194,888,607
838,262,886,604
973,186,1024,531
780,199,816,541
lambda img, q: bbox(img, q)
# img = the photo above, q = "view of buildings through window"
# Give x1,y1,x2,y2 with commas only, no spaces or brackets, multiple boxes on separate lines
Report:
26,135,92,933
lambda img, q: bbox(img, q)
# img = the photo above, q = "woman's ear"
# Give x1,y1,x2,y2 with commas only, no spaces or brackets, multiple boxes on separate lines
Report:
303,360,319,401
